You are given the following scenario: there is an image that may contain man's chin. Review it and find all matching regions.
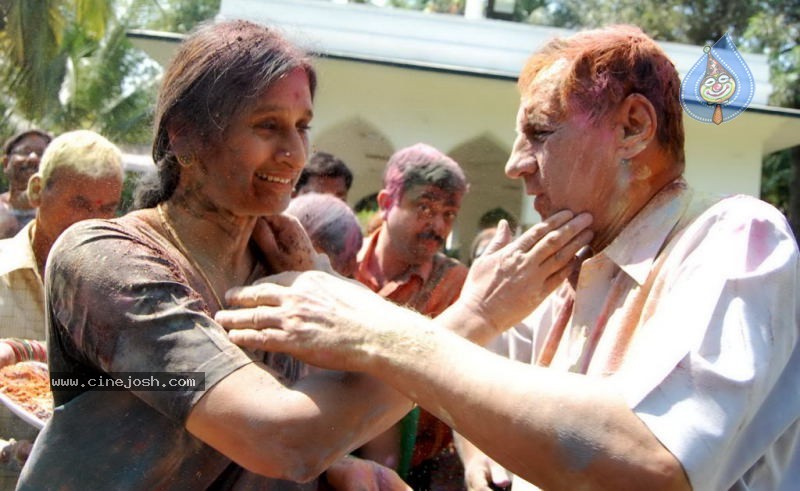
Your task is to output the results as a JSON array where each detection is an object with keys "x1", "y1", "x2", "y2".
[
  {"x1": 423, "y1": 246, "x2": 442, "y2": 257},
  {"x1": 533, "y1": 199, "x2": 550, "y2": 220},
  {"x1": 412, "y1": 245, "x2": 440, "y2": 261}
]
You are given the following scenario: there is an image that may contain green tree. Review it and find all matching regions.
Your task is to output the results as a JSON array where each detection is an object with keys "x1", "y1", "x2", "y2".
[
  {"x1": 533, "y1": 0, "x2": 757, "y2": 44},
  {"x1": 131, "y1": 0, "x2": 221, "y2": 33},
  {"x1": 746, "y1": 2, "x2": 800, "y2": 237},
  {"x1": 51, "y1": 18, "x2": 159, "y2": 143},
  {"x1": 0, "y1": 0, "x2": 150, "y2": 142},
  {"x1": 0, "y1": 0, "x2": 220, "y2": 144},
  {"x1": 1, "y1": 0, "x2": 108, "y2": 123}
]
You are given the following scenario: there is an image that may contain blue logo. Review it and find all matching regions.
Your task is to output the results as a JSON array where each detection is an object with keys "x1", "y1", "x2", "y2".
[{"x1": 680, "y1": 33, "x2": 754, "y2": 125}]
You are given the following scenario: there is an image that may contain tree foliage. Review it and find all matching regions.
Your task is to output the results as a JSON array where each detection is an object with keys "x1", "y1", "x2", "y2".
[
  {"x1": 0, "y1": 0, "x2": 219, "y2": 145},
  {"x1": 745, "y1": 2, "x2": 800, "y2": 236},
  {"x1": 130, "y1": 0, "x2": 221, "y2": 33}
]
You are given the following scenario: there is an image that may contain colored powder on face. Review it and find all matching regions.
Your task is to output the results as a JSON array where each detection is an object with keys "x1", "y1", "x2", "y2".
[{"x1": 384, "y1": 143, "x2": 467, "y2": 201}]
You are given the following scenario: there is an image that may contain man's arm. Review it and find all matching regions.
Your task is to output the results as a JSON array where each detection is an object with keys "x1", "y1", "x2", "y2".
[
  {"x1": 211, "y1": 211, "x2": 686, "y2": 488},
  {"x1": 215, "y1": 197, "x2": 800, "y2": 490},
  {"x1": 186, "y1": 362, "x2": 412, "y2": 483},
  {"x1": 347, "y1": 312, "x2": 689, "y2": 490},
  {"x1": 217, "y1": 274, "x2": 688, "y2": 489},
  {"x1": 0, "y1": 207, "x2": 18, "y2": 238}
]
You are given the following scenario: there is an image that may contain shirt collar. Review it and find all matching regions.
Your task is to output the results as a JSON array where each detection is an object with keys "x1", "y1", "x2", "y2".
[
  {"x1": 0, "y1": 221, "x2": 38, "y2": 276},
  {"x1": 600, "y1": 179, "x2": 693, "y2": 286}
]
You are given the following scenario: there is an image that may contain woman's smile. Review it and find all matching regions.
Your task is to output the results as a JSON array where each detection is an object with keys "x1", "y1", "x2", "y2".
[{"x1": 255, "y1": 172, "x2": 292, "y2": 184}]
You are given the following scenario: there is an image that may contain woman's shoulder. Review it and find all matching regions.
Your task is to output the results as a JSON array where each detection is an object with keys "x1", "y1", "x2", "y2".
[
  {"x1": 45, "y1": 210, "x2": 186, "y2": 303},
  {"x1": 52, "y1": 210, "x2": 166, "y2": 265},
  {"x1": 60, "y1": 210, "x2": 156, "y2": 241}
]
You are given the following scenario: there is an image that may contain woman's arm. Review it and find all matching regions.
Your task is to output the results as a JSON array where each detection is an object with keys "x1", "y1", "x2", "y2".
[{"x1": 186, "y1": 363, "x2": 412, "y2": 483}]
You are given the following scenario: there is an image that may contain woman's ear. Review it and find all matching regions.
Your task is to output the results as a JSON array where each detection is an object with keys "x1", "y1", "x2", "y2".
[
  {"x1": 27, "y1": 174, "x2": 43, "y2": 207},
  {"x1": 166, "y1": 117, "x2": 191, "y2": 158},
  {"x1": 616, "y1": 93, "x2": 657, "y2": 159}
]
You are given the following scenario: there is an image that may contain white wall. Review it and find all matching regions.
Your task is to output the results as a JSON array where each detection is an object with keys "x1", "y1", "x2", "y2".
[{"x1": 310, "y1": 58, "x2": 523, "y2": 254}]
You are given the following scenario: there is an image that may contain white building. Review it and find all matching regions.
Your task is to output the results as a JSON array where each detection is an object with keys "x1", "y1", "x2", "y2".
[{"x1": 129, "y1": 0, "x2": 800, "y2": 258}]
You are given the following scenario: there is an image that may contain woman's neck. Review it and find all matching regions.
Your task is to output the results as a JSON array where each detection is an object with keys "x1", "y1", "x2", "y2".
[{"x1": 157, "y1": 200, "x2": 258, "y2": 301}]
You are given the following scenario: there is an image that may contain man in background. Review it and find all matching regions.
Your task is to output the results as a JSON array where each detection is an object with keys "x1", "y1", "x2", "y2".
[
  {"x1": 293, "y1": 151, "x2": 353, "y2": 202},
  {"x1": 0, "y1": 130, "x2": 52, "y2": 239},
  {"x1": 355, "y1": 143, "x2": 469, "y2": 489},
  {"x1": 0, "y1": 129, "x2": 124, "y2": 489}
]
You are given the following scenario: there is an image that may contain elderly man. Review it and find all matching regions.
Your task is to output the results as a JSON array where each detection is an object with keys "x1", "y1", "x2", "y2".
[
  {"x1": 0, "y1": 129, "x2": 123, "y2": 487},
  {"x1": 355, "y1": 143, "x2": 469, "y2": 488},
  {"x1": 218, "y1": 25, "x2": 799, "y2": 491},
  {"x1": 0, "y1": 130, "x2": 52, "y2": 239}
]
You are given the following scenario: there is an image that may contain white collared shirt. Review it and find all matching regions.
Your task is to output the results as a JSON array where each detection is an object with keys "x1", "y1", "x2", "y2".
[
  {"x1": 0, "y1": 221, "x2": 45, "y2": 341},
  {"x1": 498, "y1": 180, "x2": 800, "y2": 490}
]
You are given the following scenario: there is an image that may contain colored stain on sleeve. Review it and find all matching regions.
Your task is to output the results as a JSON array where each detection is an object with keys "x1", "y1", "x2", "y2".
[{"x1": 745, "y1": 219, "x2": 777, "y2": 273}]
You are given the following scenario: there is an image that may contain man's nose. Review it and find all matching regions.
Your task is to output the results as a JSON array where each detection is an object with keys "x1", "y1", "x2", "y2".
[
  {"x1": 429, "y1": 213, "x2": 451, "y2": 236},
  {"x1": 505, "y1": 134, "x2": 533, "y2": 179},
  {"x1": 430, "y1": 214, "x2": 445, "y2": 232},
  {"x1": 506, "y1": 152, "x2": 534, "y2": 180}
]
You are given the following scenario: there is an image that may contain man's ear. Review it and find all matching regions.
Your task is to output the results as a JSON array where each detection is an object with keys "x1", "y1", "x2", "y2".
[
  {"x1": 27, "y1": 174, "x2": 43, "y2": 207},
  {"x1": 377, "y1": 189, "x2": 393, "y2": 220},
  {"x1": 1, "y1": 155, "x2": 8, "y2": 172},
  {"x1": 616, "y1": 93, "x2": 657, "y2": 159}
]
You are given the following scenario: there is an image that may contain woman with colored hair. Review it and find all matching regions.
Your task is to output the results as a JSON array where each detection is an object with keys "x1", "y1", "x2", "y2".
[{"x1": 18, "y1": 20, "x2": 411, "y2": 490}]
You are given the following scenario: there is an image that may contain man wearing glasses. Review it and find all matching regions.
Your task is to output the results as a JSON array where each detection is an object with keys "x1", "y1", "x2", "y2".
[{"x1": 0, "y1": 130, "x2": 52, "y2": 239}]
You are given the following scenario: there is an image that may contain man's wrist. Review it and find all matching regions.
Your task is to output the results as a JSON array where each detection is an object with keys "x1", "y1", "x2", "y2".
[
  {"x1": 365, "y1": 308, "x2": 431, "y2": 375},
  {"x1": 437, "y1": 299, "x2": 499, "y2": 345}
]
